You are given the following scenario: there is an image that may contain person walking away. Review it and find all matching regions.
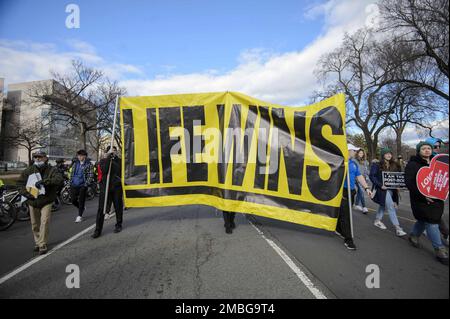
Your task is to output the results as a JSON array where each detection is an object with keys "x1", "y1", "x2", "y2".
[
  {"x1": 369, "y1": 148, "x2": 407, "y2": 237},
  {"x1": 92, "y1": 146, "x2": 123, "y2": 238},
  {"x1": 425, "y1": 137, "x2": 449, "y2": 246},
  {"x1": 16, "y1": 151, "x2": 63, "y2": 254},
  {"x1": 354, "y1": 149, "x2": 370, "y2": 214},
  {"x1": 405, "y1": 141, "x2": 448, "y2": 265},
  {"x1": 223, "y1": 211, "x2": 236, "y2": 234},
  {"x1": 336, "y1": 144, "x2": 372, "y2": 250},
  {"x1": 69, "y1": 150, "x2": 94, "y2": 223}
]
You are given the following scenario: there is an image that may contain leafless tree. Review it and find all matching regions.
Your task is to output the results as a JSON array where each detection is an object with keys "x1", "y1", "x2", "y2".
[{"x1": 29, "y1": 60, "x2": 126, "y2": 151}]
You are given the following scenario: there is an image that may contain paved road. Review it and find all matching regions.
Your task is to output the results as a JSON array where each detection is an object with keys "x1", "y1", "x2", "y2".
[{"x1": 0, "y1": 192, "x2": 448, "y2": 299}]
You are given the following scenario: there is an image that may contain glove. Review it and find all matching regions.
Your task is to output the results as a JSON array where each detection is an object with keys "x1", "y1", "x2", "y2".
[
  {"x1": 35, "y1": 180, "x2": 45, "y2": 189},
  {"x1": 23, "y1": 192, "x2": 34, "y2": 200}
]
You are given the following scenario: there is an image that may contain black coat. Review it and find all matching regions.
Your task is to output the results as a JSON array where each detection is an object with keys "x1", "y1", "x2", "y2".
[
  {"x1": 98, "y1": 155, "x2": 122, "y2": 191},
  {"x1": 404, "y1": 155, "x2": 444, "y2": 224},
  {"x1": 369, "y1": 162, "x2": 399, "y2": 206}
]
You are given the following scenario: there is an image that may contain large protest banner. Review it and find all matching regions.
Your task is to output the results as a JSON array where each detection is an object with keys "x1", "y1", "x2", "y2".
[{"x1": 120, "y1": 92, "x2": 348, "y2": 231}]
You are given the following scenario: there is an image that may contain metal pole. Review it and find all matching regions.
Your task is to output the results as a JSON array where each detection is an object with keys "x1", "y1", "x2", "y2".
[
  {"x1": 346, "y1": 160, "x2": 354, "y2": 239},
  {"x1": 102, "y1": 95, "x2": 119, "y2": 216}
]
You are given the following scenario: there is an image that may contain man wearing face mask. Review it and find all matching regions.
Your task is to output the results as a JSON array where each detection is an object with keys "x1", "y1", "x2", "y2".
[{"x1": 17, "y1": 151, "x2": 64, "y2": 255}]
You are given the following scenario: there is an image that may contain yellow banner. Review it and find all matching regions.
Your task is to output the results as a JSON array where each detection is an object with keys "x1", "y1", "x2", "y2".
[{"x1": 120, "y1": 92, "x2": 347, "y2": 231}]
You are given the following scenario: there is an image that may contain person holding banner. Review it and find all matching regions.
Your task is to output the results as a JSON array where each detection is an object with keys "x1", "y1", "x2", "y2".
[
  {"x1": 369, "y1": 148, "x2": 407, "y2": 237},
  {"x1": 405, "y1": 141, "x2": 448, "y2": 265},
  {"x1": 92, "y1": 146, "x2": 123, "y2": 238},
  {"x1": 336, "y1": 144, "x2": 372, "y2": 250}
]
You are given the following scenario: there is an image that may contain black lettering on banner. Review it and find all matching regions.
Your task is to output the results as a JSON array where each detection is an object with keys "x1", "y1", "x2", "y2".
[
  {"x1": 158, "y1": 107, "x2": 182, "y2": 183},
  {"x1": 268, "y1": 109, "x2": 306, "y2": 194},
  {"x1": 253, "y1": 106, "x2": 271, "y2": 190},
  {"x1": 183, "y1": 105, "x2": 208, "y2": 182},
  {"x1": 147, "y1": 108, "x2": 160, "y2": 184},
  {"x1": 306, "y1": 106, "x2": 345, "y2": 201},
  {"x1": 216, "y1": 104, "x2": 227, "y2": 184},
  {"x1": 123, "y1": 109, "x2": 147, "y2": 185}
]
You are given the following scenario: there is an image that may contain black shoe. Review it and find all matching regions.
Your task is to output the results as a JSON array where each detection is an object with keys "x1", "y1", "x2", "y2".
[
  {"x1": 225, "y1": 227, "x2": 233, "y2": 234},
  {"x1": 39, "y1": 245, "x2": 48, "y2": 255},
  {"x1": 33, "y1": 246, "x2": 39, "y2": 252},
  {"x1": 344, "y1": 239, "x2": 356, "y2": 250},
  {"x1": 91, "y1": 231, "x2": 101, "y2": 239},
  {"x1": 114, "y1": 225, "x2": 122, "y2": 233}
]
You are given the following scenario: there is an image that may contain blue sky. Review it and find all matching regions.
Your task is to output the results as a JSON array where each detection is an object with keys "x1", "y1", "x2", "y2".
[{"x1": 0, "y1": 0, "x2": 325, "y2": 79}]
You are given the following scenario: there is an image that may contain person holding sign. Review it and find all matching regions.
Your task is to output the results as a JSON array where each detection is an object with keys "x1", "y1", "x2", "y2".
[
  {"x1": 16, "y1": 151, "x2": 64, "y2": 255},
  {"x1": 405, "y1": 141, "x2": 448, "y2": 265},
  {"x1": 369, "y1": 148, "x2": 407, "y2": 237}
]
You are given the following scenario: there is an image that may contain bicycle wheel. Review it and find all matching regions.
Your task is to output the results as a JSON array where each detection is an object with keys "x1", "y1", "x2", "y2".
[
  {"x1": 61, "y1": 188, "x2": 72, "y2": 205},
  {"x1": 0, "y1": 200, "x2": 17, "y2": 231},
  {"x1": 86, "y1": 187, "x2": 95, "y2": 201},
  {"x1": 15, "y1": 201, "x2": 30, "y2": 221},
  {"x1": 52, "y1": 196, "x2": 61, "y2": 212}
]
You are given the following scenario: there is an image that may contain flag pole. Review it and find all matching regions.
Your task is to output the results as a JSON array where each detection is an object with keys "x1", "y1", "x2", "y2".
[
  {"x1": 102, "y1": 94, "x2": 120, "y2": 216},
  {"x1": 346, "y1": 161, "x2": 354, "y2": 239}
]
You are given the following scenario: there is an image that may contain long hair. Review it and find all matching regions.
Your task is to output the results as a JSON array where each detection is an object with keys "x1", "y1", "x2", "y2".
[
  {"x1": 380, "y1": 153, "x2": 400, "y2": 172},
  {"x1": 356, "y1": 149, "x2": 366, "y2": 163}
]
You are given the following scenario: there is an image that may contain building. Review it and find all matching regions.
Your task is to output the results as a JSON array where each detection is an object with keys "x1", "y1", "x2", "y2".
[{"x1": 0, "y1": 78, "x2": 97, "y2": 163}]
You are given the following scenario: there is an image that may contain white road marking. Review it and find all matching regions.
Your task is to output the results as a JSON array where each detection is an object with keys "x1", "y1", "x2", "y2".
[
  {"x1": 248, "y1": 220, "x2": 327, "y2": 299},
  {"x1": 0, "y1": 223, "x2": 96, "y2": 285}
]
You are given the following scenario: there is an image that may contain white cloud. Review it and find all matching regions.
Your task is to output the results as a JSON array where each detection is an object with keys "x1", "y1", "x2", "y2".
[{"x1": 1, "y1": 0, "x2": 377, "y2": 105}]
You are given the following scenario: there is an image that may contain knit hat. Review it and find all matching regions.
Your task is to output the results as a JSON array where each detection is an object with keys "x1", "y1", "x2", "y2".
[
  {"x1": 380, "y1": 148, "x2": 392, "y2": 158},
  {"x1": 416, "y1": 141, "x2": 434, "y2": 154}
]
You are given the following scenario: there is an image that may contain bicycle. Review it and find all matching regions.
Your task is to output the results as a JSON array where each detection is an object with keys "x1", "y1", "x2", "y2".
[{"x1": 0, "y1": 187, "x2": 17, "y2": 231}]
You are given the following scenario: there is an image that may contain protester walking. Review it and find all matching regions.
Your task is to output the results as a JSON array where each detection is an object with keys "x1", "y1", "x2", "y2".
[
  {"x1": 92, "y1": 146, "x2": 123, "y2": 238},
  {"x1": 405, "y1": 141, "x2": 448, "y2": 265},
  {"x1": 425, "y1": 137, "x2": 449, "y2": 246},
  {"x1": 354, "y1": 149, "x2": 370, "y2": 214},
  {"x1": 336, "y1": 144, "x2": 372, "y2": 250},
  {"x1": 223, "y1": 211, "x2": 236, "y2": 234},
  {"x1": 16, "y1": 151, "x2": 63, "y2": 254},
  {"x1": 369, "y1": 148, "x2": 407, "y2": 237},
  {"x1": 69, "y1": 150, "x2": 94, "y2": 223}
]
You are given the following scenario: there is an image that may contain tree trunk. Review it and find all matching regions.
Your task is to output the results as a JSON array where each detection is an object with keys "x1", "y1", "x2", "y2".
[
  {"x1": 28, "y1": 148, "x2": 32, "y2": 166},
  {"x1": 395, "y1": 127, "x2": 404, "y2": 158}
]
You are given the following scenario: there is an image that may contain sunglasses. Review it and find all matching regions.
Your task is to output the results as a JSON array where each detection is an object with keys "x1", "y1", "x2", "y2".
[{"x1": 434, "y1": 145, "x2": 441, "y2": 149}]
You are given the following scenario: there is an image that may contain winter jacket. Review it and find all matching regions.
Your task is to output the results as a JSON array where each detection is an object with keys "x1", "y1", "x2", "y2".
[
  {"x1": 369, "y1": 162, "x2": 400, "y2": 206},
  {"x1": 17, "y1": 163, "x2": 64, "y2": 208},
  {"x1": 404, "y1": 155, "x2": 444, "y2": 224},
  {"x1": 69, "y1": 159, "x2": 95, "y2": 187},
  {"x1": 98, "y1": 155, "x2": 122, "y2": 191}
]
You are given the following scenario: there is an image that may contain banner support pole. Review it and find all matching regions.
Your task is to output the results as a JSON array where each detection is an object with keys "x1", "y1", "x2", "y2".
[
  {"x1": 102, "y1": 95, "x2": 120, "y2": 216},
  {"x1": 346, "y1": 160, "x2": 354, "y2": 239}
]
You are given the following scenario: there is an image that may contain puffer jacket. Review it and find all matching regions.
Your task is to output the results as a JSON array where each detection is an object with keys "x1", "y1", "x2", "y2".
[{"x1": 69, "y1": 158, "x2": 95, "y2": 187}]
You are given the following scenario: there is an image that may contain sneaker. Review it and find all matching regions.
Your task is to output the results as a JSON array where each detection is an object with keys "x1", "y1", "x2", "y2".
[
  {"x1": 374, "y1": 220, "x2": 387, "y2": 230},
  {"x1": 105, "y1": 213, "x2": 111, "y2": 220},
  {"x1": 114, "y1": 225, "x2": 122, "y2": 233},
  {"x1": 75, "y1": 216, "x2": 83, "y2": 223},
  {"x1": 409, "y1": 235, "x2": 421, "y2": 248},
  {"x1": 435, "y1": 247, "x2": 449, "y2": 265},
  {"x1": 354, "y1": 205, "x2": 363, "y2": 211},
  {"x1": 362, "y1": 207, "x2": 369, "y2": 214},
  {"x1": 335, "y1": 230, "x2": 344, "y2": 239},
  {"x1": 39, "y1": 245, "x2": 48, "y2": 255},
  {"x1": 344, "y1": 239, "x2": 357, "y2": 250},
  {"x1": 396, "y1": 227, "x2": 407, "y2": 237}
]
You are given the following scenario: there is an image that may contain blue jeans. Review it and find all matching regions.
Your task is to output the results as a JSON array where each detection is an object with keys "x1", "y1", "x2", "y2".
[
  {"x1": 410, "y1": 221, "x2": 444, "y2": 249},
  {"x1": 375, "y1": 190, "x2": 400, "y2": 226},
  {"x1": 355, "y1": 182, "x2": 366, "y2": 207}
]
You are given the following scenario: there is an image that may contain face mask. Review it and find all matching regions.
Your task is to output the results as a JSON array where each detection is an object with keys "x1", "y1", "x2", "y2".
[{"x1": 34, "y1": 161, "x2": 45, "y2": 167}]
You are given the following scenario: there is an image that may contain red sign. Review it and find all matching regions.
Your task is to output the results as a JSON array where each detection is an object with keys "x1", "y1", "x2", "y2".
[{"x1": 416, "y1": 154, "x2": 449, "y2": 200}]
